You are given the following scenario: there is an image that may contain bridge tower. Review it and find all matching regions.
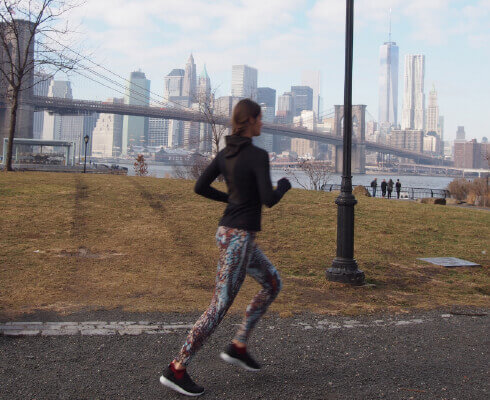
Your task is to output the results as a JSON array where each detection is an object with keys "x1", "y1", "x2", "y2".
[
  {"x1": 333, "y1": 105, "x2": 366, "y2": 174},
  {"x1": 0, "y1": 20, "x2": 35, "y2": 155}
]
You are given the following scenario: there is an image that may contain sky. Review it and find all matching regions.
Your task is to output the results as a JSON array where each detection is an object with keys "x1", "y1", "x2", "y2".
[{"x1": 59, "y1": 0, "x2": 490, "y2": 142}]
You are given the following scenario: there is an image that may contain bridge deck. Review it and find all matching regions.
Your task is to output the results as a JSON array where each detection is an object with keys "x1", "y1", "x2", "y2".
[{"x1": 4, "y1": 96, "x2": 443, "y2": 163}]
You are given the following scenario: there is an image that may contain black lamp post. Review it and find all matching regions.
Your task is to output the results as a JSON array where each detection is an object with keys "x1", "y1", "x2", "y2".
[
  {"x1": 326, "y1": 0, "x2": 365, "y2": 285},
  {"x1": 83, "y1": 134, "x2": 89, "y2": 173}
]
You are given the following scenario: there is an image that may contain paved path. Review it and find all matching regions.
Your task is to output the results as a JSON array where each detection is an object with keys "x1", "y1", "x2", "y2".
[{"x1": 0, "y1": 309, "x2": 488, "y2": 399}]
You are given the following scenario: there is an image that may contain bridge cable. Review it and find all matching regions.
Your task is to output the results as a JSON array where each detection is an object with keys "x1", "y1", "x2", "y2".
[{"x1": 38, "y1": 34, "x2": 206, "y2": 112}]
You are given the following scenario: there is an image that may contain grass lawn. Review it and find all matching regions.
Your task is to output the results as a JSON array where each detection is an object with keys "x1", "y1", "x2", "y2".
[{"x1": 0, "y1": 172, "x2": 488, "y2": 318}]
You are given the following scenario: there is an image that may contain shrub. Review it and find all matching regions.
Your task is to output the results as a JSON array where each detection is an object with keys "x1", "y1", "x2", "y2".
[
  {"x1": 134, "y1": 154, "x2": 148, "y2": 176},
  {"x1": 447, "y1": 177, "x2": 490, "y2": 206},
  {"x1": 447, "y1": 178, "x2": 470, "y2": 200},
  {"x1": 353, "y1": 185, "x2": 371, "y2": 197}
]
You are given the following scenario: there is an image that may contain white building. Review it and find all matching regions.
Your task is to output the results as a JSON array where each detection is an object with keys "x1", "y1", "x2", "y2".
[
  {"x1": 426, "y1": 85, "x2": 439, "y2": 136},
  {"x1": 231, "y1": 65, "x2": 257, "y2": 100},
  {"x1": 164, "y1": 69, "x2": 185, "y2": 101},
  {"x1": 148, "y1": 118, "x2": 169, "y2": 148},
  {"x1": 401, "y1": 54, "x2": 425, "y2": 130},
  {"x1": 438, "y1": 116, "x2": 444, "y2": 142},
  {"x1": 183, "y1": 103, "x2": 201, "y2": 151},
  {"x1": 423, "y1": 134, "x2": 439, "y2": 154},
  {"x1": 92, "y1": 114, "x2": 123, "y2": 158},
  {"x1": 33, "y1": 72, "x2": 53, "y2": 139},
  {"x1": 378, "y1": 40, "x2": 399, "y2": 126},
  {"x1": 42, "y1": 80, "x2": 72, "y2": 141},
  {"x1": 183, "y1": 54, "x2": 196, "y2": 99},
  {"x1": 301, "y1": 70, "x2": 322, "y2": 119},
  {"x1": 291, "y1": 110, "x2": 318, "y2": 158}
]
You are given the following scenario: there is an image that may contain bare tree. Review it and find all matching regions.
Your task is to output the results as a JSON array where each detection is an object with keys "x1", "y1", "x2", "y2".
[
  {"x1": 286, "y1": 158, "x2": 333, "y2": 191},
  {"x1": 194, "y1": 87, "x2": 228, "y2": 155},
  {"x1": 172, "y1": 152, "x2": 209, "y2": 180},
  {"x1": 0, "y1": 0, "x2": 84, "y2": 171},
  {"x1": 170, "y1": 85, "x2": 228, "y2": 181}
]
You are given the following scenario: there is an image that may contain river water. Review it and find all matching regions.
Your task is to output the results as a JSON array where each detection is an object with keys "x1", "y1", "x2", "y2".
[{"x1": 120, "y1": 162, "x2": 454, "y2": 190}]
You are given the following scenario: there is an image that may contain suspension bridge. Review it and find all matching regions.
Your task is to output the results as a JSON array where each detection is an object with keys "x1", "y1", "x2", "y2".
[{"x1": 8, "y1": 95, "x2": 443, "y2": 174}]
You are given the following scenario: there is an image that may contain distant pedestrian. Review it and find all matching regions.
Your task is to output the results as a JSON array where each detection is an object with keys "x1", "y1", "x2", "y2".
[
  {"x1": 381, "y1": 179, "x2": 387, "y2": 198},
  {"x1": 395, "y1": 179, "x2": 401, "y2": 199},
  {"x1": 387, "y1": 179, "x2": 394, "y2": 199},
  {"x1": 159, "y1": 99, "x2": 291, "y2": 397},
  {"x1": 370, "y1": 178, "x2": 378, "y2": 197}
]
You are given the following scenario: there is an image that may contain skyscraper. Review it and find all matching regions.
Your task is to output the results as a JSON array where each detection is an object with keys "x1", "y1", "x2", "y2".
[
  {"x1": 401, "y1": 54, "x2": 425, "y2": 130},
  {"x1": 231, "y1": 65, "x2": 257, "y2": 100},
  {"x1": 183, "y1": 103, "x2": 201, "y2": 151},
  {"x1": 291, "y1": 86, "x2": 313, "y2": 117},
  {"x1": 438, "y1": 116, "x2": 444, "y2": 142},
  {"x1": 122, "y1": 70, "x2": 150, "y2": 154},
  {"x1": 455, "y1": 126, "x2": 465, "y2": 141},
  {"x1": 164, "y1": 69, "x2": 185, "y2": 101},
  {"x1": 301, "y1": 71, "x2": 321, "y2": 119},
  {"x1": 166, "y1": 97, "x2": 190, "y2": 148},
  {"x1": 83, "y1": 112, "x2": 100, "y2": 156},
  {"x1": 257, "y1": 87, "x2": 276, "y2": 110},
  {"x1": 33, "y1": 72, "x2": 53, "y2": 139},
  {"x1": 91, "y1": 98, "x2": 124, "y2": 158},
  {"x1": 197, "y1": 65, "x2": 212, "y2": 153},
  {"x1": 148, "y1": 118, "x2": 169, "y2": 148},
  {"x1": 277, "y1": 92, "x2": 294, "y2": 119},
  {"x1": 426, "y1": 85, "x2": 439, "y2": 135},
  {"x1": 183, "y1": 54, "x2": 197, "y2": 99},
  {"x1": 197, "y1": 64, "x2": 211, "y2": 100},
  {"x1": 378, "y1": 38, "x2": 399, "y2": 126},
  {"x1": 41, "y1": 80, "x2": 98, "y2": 158},
  {"x1": 291, "y1": 110, "x2": 318, "y2": 158},
  {"x1": 255, "y1": 87, "x2": 276, "y2": 152},
  {"x1": 42, "y1": 80, "x2": 73, "y2": 141}
]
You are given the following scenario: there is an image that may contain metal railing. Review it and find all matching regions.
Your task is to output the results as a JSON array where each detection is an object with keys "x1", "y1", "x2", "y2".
[{"x1": 322, "y1": 184, "x2": 450, "y2": 199}]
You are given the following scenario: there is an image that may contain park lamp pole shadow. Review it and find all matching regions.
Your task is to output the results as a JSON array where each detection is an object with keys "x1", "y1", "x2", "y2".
[
  {"x1": 83, "y1": 134, "x2": 89, "y2": 173},
  {"x1": 326, "y1": 0, "x2": 365, "y2": 285}
]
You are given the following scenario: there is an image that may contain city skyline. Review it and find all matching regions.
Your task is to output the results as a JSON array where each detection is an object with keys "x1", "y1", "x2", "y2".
[{"x1": 62, "y1": 0, "x2": 489, "y2": 142}]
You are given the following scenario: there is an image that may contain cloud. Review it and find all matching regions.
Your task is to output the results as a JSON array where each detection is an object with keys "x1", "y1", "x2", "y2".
[{"x1": 64, "y1": 0, "x2": 489, "y2": 106}]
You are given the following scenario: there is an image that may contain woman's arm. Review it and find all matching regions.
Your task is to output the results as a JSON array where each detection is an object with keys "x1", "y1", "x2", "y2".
[
  {"x1": 254, "y1": 151, "x2": 290, "y2": 208},
  {"x1": 194, "y1": 155, "x2": 229, "y2": 203}
]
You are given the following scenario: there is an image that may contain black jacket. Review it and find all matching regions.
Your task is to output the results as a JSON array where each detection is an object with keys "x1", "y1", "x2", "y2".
[{"x1": 194, "y1": 135, "x2": 287, "y2": 232}]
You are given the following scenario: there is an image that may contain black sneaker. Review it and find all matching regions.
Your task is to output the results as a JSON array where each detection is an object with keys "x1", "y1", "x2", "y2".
[
  {"x1": 159, "y1": 364, "x2": 205, "y2": 397},
  {"x1": 220, "y1": 343, "x2": 261, "y2": 371}
]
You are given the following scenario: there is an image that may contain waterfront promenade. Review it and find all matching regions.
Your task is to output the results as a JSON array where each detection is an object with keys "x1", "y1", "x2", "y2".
[{"x1": 1, "y1": 309, "x2": 488, "y2": 399}]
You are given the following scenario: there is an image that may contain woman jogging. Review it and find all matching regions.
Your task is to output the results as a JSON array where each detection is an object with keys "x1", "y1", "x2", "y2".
[{"x1": 160, "y1": 99, "x2": 292, "y2": 397}]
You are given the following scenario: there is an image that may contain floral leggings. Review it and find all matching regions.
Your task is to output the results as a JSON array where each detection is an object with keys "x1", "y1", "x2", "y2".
[{"x1": 175, "y1": 226, "x2": 282, "y2": 366}]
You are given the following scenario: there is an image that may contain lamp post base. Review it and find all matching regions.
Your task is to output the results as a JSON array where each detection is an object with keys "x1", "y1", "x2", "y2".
[{"x1": 327, "y1": 257, "x2": 365, "y2": 285}]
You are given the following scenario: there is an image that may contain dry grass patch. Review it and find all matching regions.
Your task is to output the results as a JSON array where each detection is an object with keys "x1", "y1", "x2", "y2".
[{"x1": 0, "y1": 172, "x2": 488, "y2": 318}]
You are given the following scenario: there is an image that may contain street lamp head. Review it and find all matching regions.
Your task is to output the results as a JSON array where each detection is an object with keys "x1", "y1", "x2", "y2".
[{"x1": 84, "y1": 134, "x2": 89, "y2": 144}]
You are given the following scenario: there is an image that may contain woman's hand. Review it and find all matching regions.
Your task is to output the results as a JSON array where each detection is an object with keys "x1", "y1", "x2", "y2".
[{"x1": 277, "y1": 177, "x2": 292, "y2": 194}]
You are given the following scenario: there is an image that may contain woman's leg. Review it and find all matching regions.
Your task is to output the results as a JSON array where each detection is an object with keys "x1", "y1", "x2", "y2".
[
  {"x1": 174, "y1": 227, "x2": 255, "y2": 367},
  {"x1": 233, "y1": 244, "x2": 282, "y2": 344}
]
